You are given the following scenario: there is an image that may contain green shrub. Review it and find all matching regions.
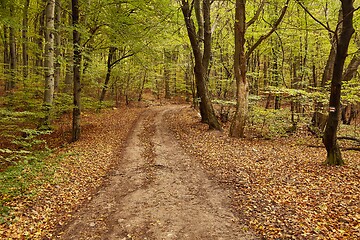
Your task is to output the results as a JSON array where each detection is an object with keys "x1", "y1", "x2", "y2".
[{"x1": 248, "y1": 106, "x2": 293, "y2": 138}]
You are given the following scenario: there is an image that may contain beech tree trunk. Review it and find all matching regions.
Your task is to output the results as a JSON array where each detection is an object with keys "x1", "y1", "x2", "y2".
[
  {"x1": 44, "y1": 0, "x2": 55, "y2": 106},
  {"x1": 99, "y1": 47, "x2": 133, "y2": 104},
  {"x1": 42, "y1": 0, "x2": 55, "y2": 128},
  {"x1": 230, "y1": 0, "x2": 289, "y2": 137},
  {"x1": 342, "y1": 48, "x2": 360, "y2": 82},
  {"x1": 100, "y1": 47, "x2": 116, "y2": 103},
  {"x1": 36, "y1": 7, "x2": 45, "y2": 74},
  {"x1": 8, "y1": 3, "x2": 17, "y2": 91},
  {"x1": 3, "y1": 27, "x2": 10, "y2": 92},
  {"x1": 9, "y1": 26, "x2": 16, "y2": 91},
  {"x1": 323, "y1": 0, "x2": 355, "y2": 165},
  {"x1": 54, "y1": 0, "x2": 61, "y2": 93},
  {"x1": 22, "y1": 0, "x2": 30, "y2": 83},
  {"x1": 138, "y1": 70, "x2": 147, "y2": 102},
  {"x1": 230, "y1": 0, "x2": 247, "y2": 137},
  {"x1": 72, "y1": 0, "x2": 81, "y2": 141},
  {"x1": 164, "y1": 49, "x2": 171, "y2": 99},
  {"x1": 180, "y1": 0, "x2": 221, "y2": 131}
]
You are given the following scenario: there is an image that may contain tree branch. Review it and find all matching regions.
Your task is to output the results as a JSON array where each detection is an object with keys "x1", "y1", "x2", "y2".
[
  {"x1": 296, "y1": 0, "x2": 336, "y2": 35},
  {"x1": 82, "y1": 23, "x2": 107, "y2": 47},
  {"x1": 338, "y1": 136, "x2": 360, "y2": 144},
  {"x1": 246, "y1": 0, "x2": 290, "y2": 59},
  {"x1": 109, "y1": 52, "x2": 135, "y2": 69},
  {"x1": 246, "y1": 0, "x2": 265, "y2": 29}
]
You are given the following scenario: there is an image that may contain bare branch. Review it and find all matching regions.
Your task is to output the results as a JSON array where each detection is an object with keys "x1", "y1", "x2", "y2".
[
  {"x1": 246, "y1": 0, "x2": 265, "y2": 29},
  {"x1": 109, "y1": 52, "x2": 135, "y2": 69},
  {"x1": 246, "y1": 0, "x2": 290, "y2": 59},
  {"x1": 296, "y1": 0, "x2": 336, "y2": 35}
]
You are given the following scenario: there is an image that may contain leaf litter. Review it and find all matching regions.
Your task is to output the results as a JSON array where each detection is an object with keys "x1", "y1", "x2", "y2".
[
  {"x1": 165, "y1": 106, "x2": 360, "y2": 240},
  {"x1": 1, "y1": 104, "x2": 359, "y2": 239},
  {"x1": 0, "y1": 106, "x2": 145, "y2": 239}
]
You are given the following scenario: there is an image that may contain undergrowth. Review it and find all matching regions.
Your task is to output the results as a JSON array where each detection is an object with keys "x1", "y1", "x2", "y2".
[{"x1": 0, "y1": 150, "x2": 57, "y2": 224}]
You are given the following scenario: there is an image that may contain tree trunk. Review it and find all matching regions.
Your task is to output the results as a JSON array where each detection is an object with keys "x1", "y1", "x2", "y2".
[
  {"x1": 230, "y1": 0, "x2": 247, "y2": 137},
  {"x1": 64, "y1": 12, "x2": 73, "y2": 93},
  {"x1": 180, "y1": 0, "x2": 221, "y2": 131},
  {"x1": 273, "y1": 47, "x2": 281, "y2": 110},
  {"x1": 164, "y1": 49, "x2": 171, "y2": 99},
  {"x1": 263, "y1": 56, "x2": 268, "y2": 90},
  {"x1": 323, "y1": 0, "x2": 354, "y2": 165},
  {"x1": 64, "y1": 48, "x2": 73, "y2": 93},
  {"x1": 230, "y1": 0, "x2": 289, "y2": 137},
  {"x1": 22, "y1": 0, "x2": 30, "y2": 84},
  {"x1": 54, "y1": 0, "x2": 61, "y2": 94},
  {"x1": 172, "y1": 51, "x2": 178, "y2": 94},
  {"x1": 321, "y1": 28, "x2": 339, "y2": 86},
  {"x1": 36, "y1": 7, "x2": 46, "y2": 74},
  {"x1": 312, "y1": 10, "x2": 342, "y2": 131},
  {"x1": 43, "y1": 0, "x2": 56, "y2": 128},
  {"x1": 72, "y1": 0, "x2": 81, "y2": 142},
  {"x1": 9, "y1": 26, "x2": 16, "y2": 90},
  {"x1": 184, "y1": 59, "x2": 192, "y2": 102},
  {"x1": 44, "y1": 0, "x2": 55, "y2": 103},
  {"x1": 3, "y1": 26, "x2": 10, "y2": 92},
  {"x1": 342, "y1": 48, "x2": 360, "y2": 82},
  {"x1": 100, "y1": 47, "x2": 116, "y2": 103},
  {"x1": 138, "y1": 70, "x2": 147, "y2": 102}
]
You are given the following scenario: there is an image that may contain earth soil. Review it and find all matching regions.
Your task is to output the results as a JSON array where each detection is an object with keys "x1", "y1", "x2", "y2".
[{"x1": 58, "y1": 105, "x2": 257, "y2": 239}]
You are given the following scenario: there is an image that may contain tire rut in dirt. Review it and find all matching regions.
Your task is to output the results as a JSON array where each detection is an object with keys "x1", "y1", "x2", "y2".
[{"x1": 58, "y1": 106, "x2": 257, "y2": 240}]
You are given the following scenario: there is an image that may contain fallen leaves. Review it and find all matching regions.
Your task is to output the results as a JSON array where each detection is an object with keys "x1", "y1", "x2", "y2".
[
  {"x1": 1, "y1": 104, "x2": 359, "y2": 239},
  {"x1": 166, "y1": 107, "x2": 360, "y2": 239},
  {"x1": 0, "y1": 106, "x2": 144, "y2": 239}
]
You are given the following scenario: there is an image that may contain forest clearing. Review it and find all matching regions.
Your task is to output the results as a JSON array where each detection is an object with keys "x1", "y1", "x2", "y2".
[{"x1": 1, "y1": 0, "x2": 360, "y2": 239}]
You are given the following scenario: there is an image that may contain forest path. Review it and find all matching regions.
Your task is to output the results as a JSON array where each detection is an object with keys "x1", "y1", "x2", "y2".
[{"x1": 58, "y1": 105, "x2": 256, "y2": 240}]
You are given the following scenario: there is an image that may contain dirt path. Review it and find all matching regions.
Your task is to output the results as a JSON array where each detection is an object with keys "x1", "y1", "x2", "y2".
[{"x1": 58, "y1": 105, "x2": 256, "y2": 240}]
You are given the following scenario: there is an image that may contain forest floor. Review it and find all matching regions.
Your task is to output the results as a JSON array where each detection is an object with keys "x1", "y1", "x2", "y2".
[
  {"x1": 58, "y1": 105, "x2": 257, "y2": 240},
  {"x1": 1, "y1": 103, "x2": 359, "y2": 239}
]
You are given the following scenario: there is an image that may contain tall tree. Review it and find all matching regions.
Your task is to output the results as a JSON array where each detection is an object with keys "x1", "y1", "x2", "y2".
[
  {"x1": 99, "y1": 47, "x2": 134, "y2": 104},
  {"x1": 180, "y1": 0, "x2": 222, "y2": 131},
  {"x1": 22, "y1": 0, "x2": 30, "y2": 83},
  {"x1": 323, "y1": 0, "x2": 355, "y2": 165},
  {"x1": 8, "y1": 4, "x2": 16, "y2": 91},
  {"x1": 230, "y1": 0, "x2": 289, "y2": 137},
  {"x1": 54, "y1": 0, "x2": 61, "y2": 93},
  {"x1": 72, "y1": 0, "x2": 81, "y2": 141},
  {"x1": 164, "y1": 49, "x2": 171, "y2": 99},
  {"x1": 3, "y1": 26, "x2": 10, "y2": 92},
  {"x1": 43, "y1": 0, "x2": 55, "y2": 127},
  {"x1": 230, "y1": 0, "x2": 247, "y2": 137}
]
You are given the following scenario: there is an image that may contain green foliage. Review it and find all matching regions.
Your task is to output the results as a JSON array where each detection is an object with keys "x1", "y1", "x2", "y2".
[
  {"x1": 11, "y1": 129, "x2": 52, "y2": 150},
  {"x1": 342, "y1": 79, "x2": 360, "y2": 105},
  {"x1": 0, "y1": 204, "x2": 10, "y2": 224},
  {"x1": 0, "y1": 129, "x2": 51, "y2": 168},
  {"x1": 212, "y1": 99, "x2": 236, "y2": 106},
  {"x1": 0, "y1": 150, "x2": 56, "y2": 224},
  {"x1": 264, "y1": 86, "x2": 330, "y2": 107},
  {"x1": 53, "y1": 93, "x2": 73, "y2": 116},
  {"x1": 248, "y1": 106, "x2": 294, "y2": 138},
  {"x1": 0, "y1": 102, "x2": 52, "y2": 166}
]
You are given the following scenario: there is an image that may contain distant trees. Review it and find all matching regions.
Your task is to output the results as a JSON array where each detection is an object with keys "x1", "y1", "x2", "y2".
[{"x1": 0, "y1": 0, "x2": 359, "y2": 163}]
